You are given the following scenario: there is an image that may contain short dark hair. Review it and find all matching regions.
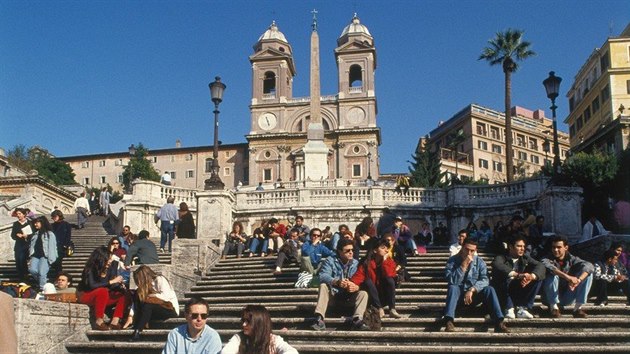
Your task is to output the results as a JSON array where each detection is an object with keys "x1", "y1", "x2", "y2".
[
  {"x1": 268, "y1": 218, "x2": 278, "y2": 225},
  {"x1": 51, "y1": 210, "x2": 64, "y2": 219},
  {"x1": 185, "y1": 297, "x2": 209, "y2": 314},
  {"x1": 56, "y1": 271, "x2": 73, "y2": 285},
  {"x1": 338, "y1": 224, "x2": 349, "y2": 232},
  {"x1": 336, "y1": 238, "x2": 354, "y2": 254},
  {"x1": 603, "y1": 249, "x2": 617, "y2": 261},
  {"x1": 462, "y1": 238, "x2": 478, "y2": 247},
  {"x1": 138, "y1": 230, "x2": 150, "y2": 240},
  {"x1": 550, "y1": 235, "x2": 568, "y2": 247},
  {"x1": 295, "y1": 216, "x2": 304, "y2": 221},
  {"x1": 610, "y1": 242, "x2": 624, "y2": 250},
  {"x1": 509, "y1": 233, "x2": 527, "y2": 247},
  {"x1": 458, "y1": 229, "x2": 468, "y2": 237},
  {"x1": 288, "y1": 228, "x2": 299, "y2": 236},
  {"x1": 310, "y1": 227, "x2": 322, "y2": 236}
]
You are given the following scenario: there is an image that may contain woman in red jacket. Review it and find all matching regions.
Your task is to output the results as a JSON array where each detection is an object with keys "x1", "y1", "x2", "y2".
[{"x1": 350, "y1": 238, "x2": 401, "y2": 318}]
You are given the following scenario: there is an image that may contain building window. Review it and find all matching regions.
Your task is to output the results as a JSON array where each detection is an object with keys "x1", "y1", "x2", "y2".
[
  {"x1": 205, "y1": 158, "x2": 213, "y2": 173},
  {"x1": 83, "y1": 177, "x2": 90, "y2": 185},
  {"x1": 100, "y1": 176, "x2": 106, "y2": 184},
  {"x1": 490, "y1": 126, "x2": 501, "y2": 141},
  {"x1": 627, "y1": 80, "x2": 630, "y2": 94},
  {"x1": 600, "y1": 51, "x2": 610, "y2": 72},
  {"x1": 544, "y1": 159, "x2": 552, "y2": 167},
  {"x1": 569, "y1": 96, "x2": 575, "y2": 112},
  {"x1": 569, "y1": 124, "x2": 576, "y2": 137},
  {"x1": 477, "y1": 140, "x2": 488, "y2": 150},
  {"x1": 518, "y1": 151, "x2": 527, "y2": 160},
  {"x1": 263, "y1": 71, "x2": 276, "y2": 96},
  {"x1": 478, "y1": 159, "x2": 489, "y2": 169},
  {"x1": 493, "y1": 161, "x2": 503, "y2": 172},
  {"x1": 583, "y1": 106, "x2": 591, "y2": 122},
  {"x1": 186, "y1": 170, "x2": 194, "y2": 178},
  {"x1": 263, "y1": 168, "x2": 272, "y2": 182},
  {"x1": 601, "y1": 85, "x2": 610, "y2": 102},
  {"x1": 98, "y1": 160, "x2": 106, "y2": 167},
  {"x1": 576, "y1": 116, "x2": 583, "y2": 131},
  {"x1": 476, "y1": 123, "x2": 487, "y2": 136},
  {"x1": 243, "y1": 167, "x2": 249, "y2": 184},
  {"x1": 492, "y1": 144, "x2": 502, "y2": 154},
  {"x1": 592, "y1": 96, "x2": 600, "y2": 113},
  {"x1": 115, "y1": 159, "x2": 123, "y2": 166},
  {"x1": 117, "y1": 174, "x2": 123, "y2": 183},
  {"x1": 530, "y1": 155, "x2": 540, "y2": 164},
  {"x1": 352, "y1": 164, "x2": 362, "y2": 178},
  {"x1": 170, "y1": 155, "x2": 175, "y2": 162},
  {"x1": 528, "y1": 138, "x2": 538, "y2": 151},
  {"x1": 225, "y1": 151, "x2": 230, "y2": 158},
  {"x1": 151, "y1": 156, "x2": 158, "y2": 163},
  {"x1": 516, "y1": 134, "x2": 526, "y2": 147},
  {"x1": 169, "y1": 171, "x2": 176, "y2": 179},
  {"x1": 349, "y1": 64, "x2": 363, "y2": 88},
  {"x1": 185, "y1": 154, "x2": 193, "y2": 161},
  {"x1": 81, "y1": 161, "x2": 90, "y2": 168},
  {"x1": 224, "y1": 167, "x2": 231, "y2": 176}
]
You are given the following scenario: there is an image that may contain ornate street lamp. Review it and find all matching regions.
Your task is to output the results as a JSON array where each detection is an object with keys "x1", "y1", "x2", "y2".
[
  {"x1": 367, "y1": 151, "x2": 372, "y2": 180},
  {"x1": 205, "y1": 76, "x2": 226, "y2": 190},
  {"x1": 127, "y1": 144, "x2": 136, "y2": 193},
  {"x1": 542, "y1": 71, "x2": 562, "y2": 176}
]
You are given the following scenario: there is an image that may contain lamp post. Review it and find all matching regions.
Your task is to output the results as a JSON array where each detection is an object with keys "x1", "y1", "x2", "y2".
[
  {"x1": 542, "y1": 138, "x2": 550, "y2": 168},
  {"x1": 127, "y1": 144, "x2": 136, "y2": 194},
  {"x1": 205, "y1": 76, "x2": 226, "y2": 190},
  {"x1": 543, "y1": 71, "x2": 562, "y2": 176},
  {"x1": 367, "y1": 151, "x2": 372, "y2": 180}
]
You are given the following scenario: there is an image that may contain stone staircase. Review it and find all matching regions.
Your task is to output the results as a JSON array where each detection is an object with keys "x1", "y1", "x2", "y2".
[
  {"x1": 4, "y1": 217, "x2": 630, "y2": 353},
  {"x1": 66, "y1": 250, "x2": 630, "y2": 353}
]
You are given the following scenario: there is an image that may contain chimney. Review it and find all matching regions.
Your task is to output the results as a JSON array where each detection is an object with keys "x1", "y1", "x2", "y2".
[
  {"x1": 175, "y1": 139, "x2": 181, "y2": 148},
  {"x1": 533, "y1": 109, "x2": 545, "y2": 120}
]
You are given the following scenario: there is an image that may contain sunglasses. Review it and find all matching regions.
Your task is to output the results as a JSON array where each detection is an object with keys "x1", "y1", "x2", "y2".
[
  {"x1": 189, "y1": 313, "x2": 208, "y2": 320},
  {"x1": 342, "y1": 248, "x2": 354, "y2": 253},
  {"x1": 312, "y1": 234, "x2": 321, "y2": 237}
]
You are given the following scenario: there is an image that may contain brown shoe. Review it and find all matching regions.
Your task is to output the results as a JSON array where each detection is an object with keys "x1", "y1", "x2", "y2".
[
  {"x1": 109, "y1": 323, "x2": 122, "y2": 330},
  {"x1": 550, "y1": 308, "x2": 561, "y2": 318},
  {"x1": 94, "y1": 322, "x2": 110, "y2": 331},
  {"x1": 495, "y1": 321, "x2": 511, "y2": 333},
  {"x1": 445, "y1": 320, "x2": 456, "y2": 332},
  {"x1": 572, "y1": 309, "x2": 587, "y2": 318}
]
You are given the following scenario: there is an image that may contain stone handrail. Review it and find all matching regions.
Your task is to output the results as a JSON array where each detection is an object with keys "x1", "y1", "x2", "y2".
[
  {"x1": 131, "y1": 180, "x2": 197, "y2": 208},
  {"x1": 447, "y1": 178, "x2": 547, "y2": 206}
]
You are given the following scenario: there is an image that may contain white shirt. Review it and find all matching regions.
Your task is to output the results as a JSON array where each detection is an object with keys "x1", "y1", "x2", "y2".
[{"x1": 221, "y1": 333, "x2": 298, "y2": 354}]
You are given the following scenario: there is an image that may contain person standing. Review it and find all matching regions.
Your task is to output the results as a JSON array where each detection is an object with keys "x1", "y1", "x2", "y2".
[
  {"x1": 28, "y1": 216, "x2": 58, "y2": 290},
  {"x1": 155, "y1": 197, "x2": 179, "y2": 253},
  {"x1": 161, "y1": 171, "x2": 172, "y2": 186},
  {"x1": 10, "y1": 208, "x2": 32, "y2": 281},
  {"x1": 162, "y1": 297, "x2": 222, "y2": 354},
  {"x1": 50, "y1": 210, "x2": 72, "y2": 278},
  {"x1": 73, "y1": 192, "x2": 90, "y2": 229},
  {"x1": 100, "y1": 187, "x2": 112, "y2": 216},
  {"x1": 175, "y1": 202, "x2": 195, "y2": 239}
]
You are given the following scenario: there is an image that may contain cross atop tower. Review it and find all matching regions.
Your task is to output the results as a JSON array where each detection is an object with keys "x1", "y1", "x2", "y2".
[{"x1": 311, "y1": 9, "x2": 318, "y2": 31}]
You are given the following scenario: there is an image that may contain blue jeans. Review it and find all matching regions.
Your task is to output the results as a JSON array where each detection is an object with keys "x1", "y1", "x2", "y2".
[
  {"x1": 29, "y1": 257, "x2": 50, "y2": 289},
  {"x1": 398, "y1": 238, "x2": 418, "y2": 254},
  {"x1": 495, "y1": 278, "x2": 542, "y2": 310},
  {"x1": 542, "y1": 273, "x2": 593, "y2": 306},
  {"x1": 249, "y1": 238, "x2": 268, "y2": 255},
  {"x1": 444, "y1": 284, "x2": 503, "y2": 322},
  {"x1": 160, "y1": 221, "x2": 175, "y2": 251}
]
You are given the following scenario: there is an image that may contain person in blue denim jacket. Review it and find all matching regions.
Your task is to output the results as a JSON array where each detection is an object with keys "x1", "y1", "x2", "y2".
[
  {"x1": 301, "y1": 228, "x2": 335, "y2": 274},
  {"x1": 443, "y1": 238, "x2": 509, "y2": 333},
  {"x1": 311, "y1": 238, "x2": 369, "y2": 331}
]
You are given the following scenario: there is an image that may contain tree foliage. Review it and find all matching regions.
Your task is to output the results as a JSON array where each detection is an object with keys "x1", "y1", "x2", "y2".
[
  {"x1": 561, "y1": 150, "x2": 617, "y2": 190},
  {"x1": 6, "y1": 144, "x2": 76, "y2": 185},
  {"x1": 121, "y1": 143, "x2": 160, "y2": 188},
  {"x1": 408, "y1": 145, "x2": 445, "y2": 188}
]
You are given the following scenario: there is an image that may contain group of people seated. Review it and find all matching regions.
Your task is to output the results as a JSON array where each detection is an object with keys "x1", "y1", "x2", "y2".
[{"x1": 443, "y1": 227, "x2": 629, "y2": 333}]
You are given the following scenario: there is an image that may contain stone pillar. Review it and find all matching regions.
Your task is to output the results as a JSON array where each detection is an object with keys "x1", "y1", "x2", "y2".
[
  {"x1": 539, "y1": 185, "x2": 583, "y2": 243},
  {"x1": 196, "y1": 190, "x2": 235, "y2": 246}
]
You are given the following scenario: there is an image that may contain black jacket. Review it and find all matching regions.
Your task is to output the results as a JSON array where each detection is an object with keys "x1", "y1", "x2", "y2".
[{"x1": 491, "y1": 253, "x2": 546, "y2": 285}]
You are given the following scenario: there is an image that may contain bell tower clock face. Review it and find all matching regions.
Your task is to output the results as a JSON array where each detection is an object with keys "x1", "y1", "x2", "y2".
[
  {"x1": 258, "y1": 112, "x2": 278, "y2": 131},
  {"x1": 347, "y1": 107, "x2": 365, "y2": 125}
]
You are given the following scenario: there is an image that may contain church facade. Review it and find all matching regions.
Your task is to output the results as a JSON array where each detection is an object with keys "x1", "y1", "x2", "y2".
[
  {"x1": 246, "y1": 15, "x2": 381, "y2": 184},
  {"x1": 59, "y1": 15, "x2": 382, "y2": 192}
]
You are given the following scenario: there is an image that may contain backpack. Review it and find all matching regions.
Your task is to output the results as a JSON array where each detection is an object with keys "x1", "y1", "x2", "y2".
[
  {"x1": 363, "y1": 305, "x2": 382, "y2": 331},
  {"x1": 0, "y1": 282, "x2": 38, "y2": 299}
]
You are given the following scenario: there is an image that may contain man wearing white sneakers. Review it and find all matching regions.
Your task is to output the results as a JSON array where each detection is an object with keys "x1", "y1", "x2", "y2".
[{"x1": 491, "y1": 234, "x2": 545, "y2": 319}]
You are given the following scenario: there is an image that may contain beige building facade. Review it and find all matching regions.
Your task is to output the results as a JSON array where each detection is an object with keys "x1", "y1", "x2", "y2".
[
  {"x1": 426, "y1": 104, "x2": 570, "y2": 184},
  {"x1": 565, "y1": 23, "x2": 630, "y2": 155},
  {"x1": 59, "y1": 143, "x2": 248, "y2": 192},
  {"x1": 246, "y1": 15, "x2": 381, "y2": 184}
]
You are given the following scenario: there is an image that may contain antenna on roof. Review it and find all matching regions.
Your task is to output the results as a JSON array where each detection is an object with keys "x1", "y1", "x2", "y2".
[{"x1": 609, "y1": 20, "x2": 614, "y2": 37}]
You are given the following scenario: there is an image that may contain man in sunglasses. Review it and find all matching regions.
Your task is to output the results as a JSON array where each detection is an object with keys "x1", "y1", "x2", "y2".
[
  {"x1": 311, "y1": 238, "x2": 369, "y2": 331},
  {"x1": 162, "y1": 297, "x2": 221, "y2": 354},
  {"x1": 301, "y1": 228, "x2": 335, "y2": 274}
]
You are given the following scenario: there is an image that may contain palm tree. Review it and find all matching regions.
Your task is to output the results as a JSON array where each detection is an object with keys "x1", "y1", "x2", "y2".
[
  {"x1": 447, "y1": 129, "x2": 466, "y2": 184},
  {"x1": 479, "y1": 29, "x2": 535, "y2": 183}
]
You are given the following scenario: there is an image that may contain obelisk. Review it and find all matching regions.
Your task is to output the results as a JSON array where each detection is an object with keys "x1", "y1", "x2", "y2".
[{"x1": 303, "y1": 9, "x2": 329, "y2": 180}]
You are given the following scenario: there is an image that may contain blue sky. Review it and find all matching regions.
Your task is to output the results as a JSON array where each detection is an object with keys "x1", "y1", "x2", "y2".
[{"x1": 1, "y1": 1, "x2": 629, "y2": 174}]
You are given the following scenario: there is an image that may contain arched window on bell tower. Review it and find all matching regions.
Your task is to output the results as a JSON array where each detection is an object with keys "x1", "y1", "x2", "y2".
[
  {"x1": 349, "y1": 65, "x2": 362, "y2": 88},
  {"x1": 263, "y1": 71, "x2": 276, "y2": 99}
]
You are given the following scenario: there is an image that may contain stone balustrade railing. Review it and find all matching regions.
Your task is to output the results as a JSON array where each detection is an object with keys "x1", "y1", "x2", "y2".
[
  {"x1": 447, "y1": 178, "x2": 546, "y2": 206},
  {"x1": 130, "y1": 179, "x2": 197, "y2": 208}
]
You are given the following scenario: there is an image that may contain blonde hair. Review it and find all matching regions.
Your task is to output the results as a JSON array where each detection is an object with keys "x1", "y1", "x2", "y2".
[{"x1": 133, "y1": 265, "x2": 158, "y2": 302}]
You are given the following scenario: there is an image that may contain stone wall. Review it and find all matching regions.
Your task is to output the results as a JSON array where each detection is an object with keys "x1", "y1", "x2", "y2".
[{"x1": 13, "y1": 299, "x2": 90, "y2": 354}]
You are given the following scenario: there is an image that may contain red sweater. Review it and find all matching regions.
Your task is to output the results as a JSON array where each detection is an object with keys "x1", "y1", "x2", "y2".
[{"x1": 350, "y1": 258, "x2": 397, "y2": 287}]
